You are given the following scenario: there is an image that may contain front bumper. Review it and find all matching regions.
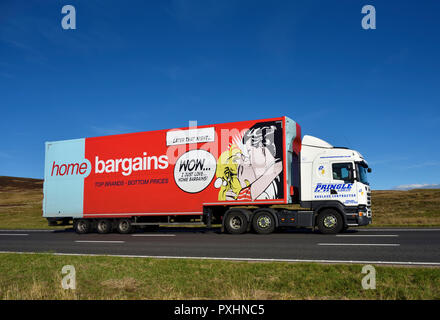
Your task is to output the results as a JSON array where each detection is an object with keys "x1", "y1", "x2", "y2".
[
  {"x1": 356, "y1": 215, "x2": 372, "y2": 226},
  {"x1": 346, "y1": 215, "x2": 371, "y2": 226},
  {"x1": 345, "y1": 205, "x2": 372, "y2": 226}
]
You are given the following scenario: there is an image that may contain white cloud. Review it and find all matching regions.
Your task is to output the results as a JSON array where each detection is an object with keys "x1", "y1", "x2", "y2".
[
  {"x1": 393, "y1": 184, "x2": 440, "y2": 191},
  {"x1": 402, "y1": 161, "x2": 440, "y2": 169},
  {"x1": 90, "y1": 125, "x2": 135, "y2": 136}
]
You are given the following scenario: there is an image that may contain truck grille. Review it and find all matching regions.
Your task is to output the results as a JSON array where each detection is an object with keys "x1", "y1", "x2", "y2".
[{"x1": 366, "y1": 192, "x2": 372, "y2": 218}]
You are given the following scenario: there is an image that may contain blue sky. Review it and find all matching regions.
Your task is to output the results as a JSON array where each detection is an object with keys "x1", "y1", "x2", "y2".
[{"x1": 0, "y1": 0, "x2": 439, "y2": 190}]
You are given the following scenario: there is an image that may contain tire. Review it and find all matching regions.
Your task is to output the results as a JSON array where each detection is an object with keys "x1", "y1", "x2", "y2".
[
  {"x1": 224, "y1": 210, "x2": 248, "y2": 234},
  {"x1": 96, "y1": 219, "x2": 112, "y2": 234},
  {"x1": 252, "y1": 210, "x2": 276, "y2": 234},
  {"x1": 116, "y1": 219, "x2": 133, "y2": 234},
  {"x1": 74, "y1": 219, "x2": 91, "y2": 234},
  {"x1": 317, "y1": 209, "x2": 343, "y2": 234}
]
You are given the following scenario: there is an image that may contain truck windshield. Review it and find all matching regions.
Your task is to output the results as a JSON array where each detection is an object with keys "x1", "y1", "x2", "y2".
[{"x1": 356, "y1": 162, "x2": 369, "y2": 185}]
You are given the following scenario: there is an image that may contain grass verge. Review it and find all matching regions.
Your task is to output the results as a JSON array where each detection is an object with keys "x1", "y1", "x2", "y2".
[{"x1": 0, "y1": 253, "x2": 439, "y2": 300}]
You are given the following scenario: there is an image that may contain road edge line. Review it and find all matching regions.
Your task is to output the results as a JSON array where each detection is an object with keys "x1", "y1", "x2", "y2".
[{"x1": 0, "y1": 251, "x2": 439, "y2": 266}]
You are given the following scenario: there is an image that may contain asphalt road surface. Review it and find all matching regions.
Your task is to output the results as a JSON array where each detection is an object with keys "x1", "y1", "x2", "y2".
[{"x1": 1, "y1": 227, "x2": 440, "y2": 266}]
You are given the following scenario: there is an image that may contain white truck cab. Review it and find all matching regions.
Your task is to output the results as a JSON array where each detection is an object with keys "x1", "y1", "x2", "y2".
[{"x1": 299, "y1": 135, "x2": 372, "y2": 231}]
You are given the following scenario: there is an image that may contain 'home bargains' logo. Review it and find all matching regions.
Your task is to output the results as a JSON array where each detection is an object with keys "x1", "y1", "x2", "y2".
[
  {"x1": 50, "y1": 153, "x2": 170, "y2": 178},
  {"x1": 51, "y1": 161, "x2": 90, "y2": 176}
]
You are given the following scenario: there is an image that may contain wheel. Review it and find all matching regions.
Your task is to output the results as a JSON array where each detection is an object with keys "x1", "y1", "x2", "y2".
[
  {"x1": 96, "y1": 219, "x2": 112, "y2": 234},
  {"x1": 252, "y1": 210, "x2": 276, "y2": 234},
  {"x1": 224, "y1": 210, "x2": 248, "y2": 234},
  {"x1": 116, "y1": 219, "x2": 133, "y2": 234},
  {"x1": 317, "y1": 209, "x2": 343, "y2": 234},
  {"x1": 74, "y1": 219, "x2": 91, "y2": 234}
]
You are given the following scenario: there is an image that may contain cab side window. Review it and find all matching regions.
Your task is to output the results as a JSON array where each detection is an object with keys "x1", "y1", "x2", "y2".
[{"x1": 332, "y1": 163, "x2": 353, "y2": 182}]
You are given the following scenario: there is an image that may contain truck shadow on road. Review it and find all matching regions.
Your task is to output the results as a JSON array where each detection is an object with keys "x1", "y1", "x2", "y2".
[
  {"x1": 134, "y1": 226, "x2": 325, "y2": 235},
  {"x1": 55, "y1": 226, "x2": 363, "y2": 235}
]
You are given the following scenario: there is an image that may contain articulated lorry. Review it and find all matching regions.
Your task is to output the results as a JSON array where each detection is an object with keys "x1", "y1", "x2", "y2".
[{"x1": 43, "y1": 116, "x2": 372, "y2": 234}]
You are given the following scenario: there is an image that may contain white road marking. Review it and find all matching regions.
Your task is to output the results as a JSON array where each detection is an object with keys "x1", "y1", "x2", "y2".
[
  {"x1": 0, "y1": 251, "x2": 439, "y2": 266},
  {"x1": 75, "y1": 240, "x2": 125, "y2": 244},
  {"x1": 0, "y1": 234, "x2": 29, "y2": 236},
  {"x1": 0, "y1": 230, "x2": 59, "y2": 232},
  {"x1": 132, "y1": 234, "x2": 176, "y2": 237},
  {"x1": 318, "y1": 243, "x2": 400, "y2": 246},
  {"x1": 336, "y1": 234, "x2": 398, "y2": 237}
]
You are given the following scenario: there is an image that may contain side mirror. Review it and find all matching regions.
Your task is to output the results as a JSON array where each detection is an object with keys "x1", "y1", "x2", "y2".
[{"x1": 367, "y1": 168, "x2": 372, "y2": 173}]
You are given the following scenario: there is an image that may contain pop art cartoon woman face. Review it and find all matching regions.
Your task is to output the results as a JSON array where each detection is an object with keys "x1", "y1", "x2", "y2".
[
  {"x1": 214, "y1": 145, "x2": 243, "y2": 200},
  {"x1": 242, "y1": 124, "x2": 278, "y2": 178},
  {"x1": 214, "y1": 121, "x2": 284, "y2": 201},
  {"x1": 238, "y1": 122, "x2": 283, "y2": 200}
]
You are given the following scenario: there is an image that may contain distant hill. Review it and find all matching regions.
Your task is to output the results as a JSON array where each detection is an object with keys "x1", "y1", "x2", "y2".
[
  {"x1": 0, "y1": 176, "x2": 43, "y2": 190},
  {"x1": 393, "y1": 184, "x2": 440, "y2": 191},
  {"x1": 0, "y1": 176, "x2": 439, "y2": 227},
  {"x1": 372, "y1": 188, "x2": 440, "y2": 225},
  {"x1": 0, "y1": 176, "x2": 47, "y2": 229}
]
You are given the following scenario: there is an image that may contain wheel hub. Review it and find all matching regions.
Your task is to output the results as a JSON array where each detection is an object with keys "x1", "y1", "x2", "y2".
[
  {"x1": 98, "y1": 221, "x2": 108, "y2": 231},
  {"x1": 323, "y1": 215, "x2": 337, "y2": 228},
  {"x1": 120, "y1": 221, "x2": 129, "y2": 231},
  {"x1": 78, "y1": 221, "x2": 87, "y2": 232},
  {"x1": 230, "y1": 216, "x2": 242, "y2": 229},
  {"x1": 257, "y1": 216, "x2": 271, "y2": 228}
]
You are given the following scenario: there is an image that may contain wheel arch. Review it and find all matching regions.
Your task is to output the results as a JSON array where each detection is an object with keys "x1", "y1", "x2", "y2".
[
  {"x1": 313, "y1": 203, "x2": 347, "y2": 227},
  {"x1": 222, "y1": 208, "x2": 253, "y2": 234},
  {"x1": 222, "y1": 208, "x2": 253, "y2": 230}
]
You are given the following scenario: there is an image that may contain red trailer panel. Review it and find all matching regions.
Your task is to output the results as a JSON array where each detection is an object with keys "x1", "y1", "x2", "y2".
[{"x1": 44, "y1": 116, "x2": 300, "y2": 219}]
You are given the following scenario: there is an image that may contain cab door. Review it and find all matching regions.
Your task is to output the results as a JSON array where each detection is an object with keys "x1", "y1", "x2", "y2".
[{"x1": 330, "y1": 162, "x2": 358, "y2": 206}]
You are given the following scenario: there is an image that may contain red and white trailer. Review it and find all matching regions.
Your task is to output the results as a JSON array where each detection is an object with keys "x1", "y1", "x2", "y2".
[{"x1": 44, "y1": 115, "x2": 371, "y2": 234}]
